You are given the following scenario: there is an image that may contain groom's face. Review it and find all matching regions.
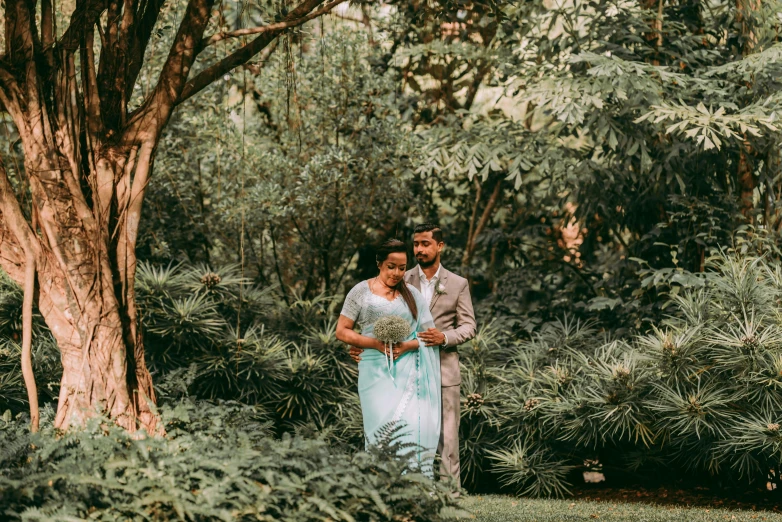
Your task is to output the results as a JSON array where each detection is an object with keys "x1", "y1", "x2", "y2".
[{"x1": 413, "y1": 232, "x2": 443, "y2": 267}]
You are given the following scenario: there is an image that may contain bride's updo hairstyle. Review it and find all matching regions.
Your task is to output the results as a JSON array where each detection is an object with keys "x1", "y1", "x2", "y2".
[{"x1": 376, "y1": 239, "x2": 418, "y2": 321}]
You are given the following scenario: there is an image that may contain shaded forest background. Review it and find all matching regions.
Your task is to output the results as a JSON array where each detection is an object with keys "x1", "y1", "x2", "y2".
[{"x1": 3, "y1": 0, "x2": 782, "y2": 502}]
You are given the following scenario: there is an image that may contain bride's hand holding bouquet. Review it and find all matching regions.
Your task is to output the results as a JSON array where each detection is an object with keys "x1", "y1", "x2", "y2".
[{"x1": 373, "y1": 315, "x2": 419, "y2": 382}]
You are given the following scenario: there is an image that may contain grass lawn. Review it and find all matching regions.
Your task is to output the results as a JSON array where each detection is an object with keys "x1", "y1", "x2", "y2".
[{"x1": 461, "y1": 495, "x2": 782, "y2": 521}]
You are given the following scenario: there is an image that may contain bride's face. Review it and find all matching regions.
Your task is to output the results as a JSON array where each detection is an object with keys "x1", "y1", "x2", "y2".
[{"x1": 377, "y1": 252, "x2": 407, "y2": 287}]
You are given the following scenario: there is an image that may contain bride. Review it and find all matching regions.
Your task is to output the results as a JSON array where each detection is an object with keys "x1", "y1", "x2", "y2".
[{"x1": 336, "y1": 239, "x2": 441, "y2": 476}]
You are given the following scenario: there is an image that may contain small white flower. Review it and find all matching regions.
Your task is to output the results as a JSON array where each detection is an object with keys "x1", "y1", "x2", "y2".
[
  {"x1": 435, "y1": 280, "x2": 447, "y2": 296},
  {"x1": 374, "y1": 315, "x2": 410, "y2": 344}
]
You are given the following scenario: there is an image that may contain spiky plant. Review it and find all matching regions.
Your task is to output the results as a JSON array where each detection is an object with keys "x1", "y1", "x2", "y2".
[
  {"x1": 195, "y1": 323, "x2": 290, "y2": 403},
  {"x1": 487, "y1": 439, "x2": 575, "y2": 498}
]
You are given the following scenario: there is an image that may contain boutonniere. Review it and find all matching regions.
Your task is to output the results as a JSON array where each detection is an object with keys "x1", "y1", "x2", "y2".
[{"x1": 435, "y1": 280, "x2": 447, "y2": 296}]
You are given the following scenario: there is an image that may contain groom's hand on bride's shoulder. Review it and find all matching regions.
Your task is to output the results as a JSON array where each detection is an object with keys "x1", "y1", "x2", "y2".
[{"x1": 348, "y1": 346, "x2": 363, "y2": 363}]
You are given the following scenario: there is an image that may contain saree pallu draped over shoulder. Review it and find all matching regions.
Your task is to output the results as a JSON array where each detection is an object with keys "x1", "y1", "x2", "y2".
[{"x1": 341, "y1": 281, "x2": 441, "y2": 476}]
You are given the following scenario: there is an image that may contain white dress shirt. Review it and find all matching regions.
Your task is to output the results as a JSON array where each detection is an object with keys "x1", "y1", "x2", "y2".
[{"x1": 418, "y1": 264, "x2": 448, "y2": 346}]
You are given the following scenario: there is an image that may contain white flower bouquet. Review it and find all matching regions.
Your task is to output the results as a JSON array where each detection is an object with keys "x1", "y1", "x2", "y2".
[{"x1": 374, "y1": 315, "x2": 411, "y2": 380}]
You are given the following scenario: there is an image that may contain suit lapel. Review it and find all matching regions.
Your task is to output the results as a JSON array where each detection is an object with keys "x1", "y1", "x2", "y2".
[
  {"x1": 429, "y1": 269, "x2": 448, "y2": 311},
  {"x1": 407, "y1": 269, "x2": 421, "y2": 292}
]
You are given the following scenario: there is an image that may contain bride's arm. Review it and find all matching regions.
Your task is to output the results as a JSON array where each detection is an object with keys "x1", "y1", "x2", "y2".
[{"x1": 336, "y1": 315, "x2": 384, "y2": 351}]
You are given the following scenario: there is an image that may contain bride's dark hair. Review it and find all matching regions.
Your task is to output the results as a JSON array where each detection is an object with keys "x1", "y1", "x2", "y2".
[{"x1": 376, "y1": 239, "x2": 418, "y2": 321}]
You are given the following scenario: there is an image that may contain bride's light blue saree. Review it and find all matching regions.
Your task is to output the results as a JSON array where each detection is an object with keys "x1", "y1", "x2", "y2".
[{"x1": 341, "y1": 282, "x2": 441, "y2": 476}]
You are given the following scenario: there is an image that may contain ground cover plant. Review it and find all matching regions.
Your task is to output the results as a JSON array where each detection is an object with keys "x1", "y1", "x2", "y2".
[{"x1": 0, "y1": 400, "x2": 466, "y2": 521}]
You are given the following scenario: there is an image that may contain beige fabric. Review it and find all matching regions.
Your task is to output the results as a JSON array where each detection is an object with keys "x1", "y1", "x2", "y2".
[
  {"x1": 406, "y1": 266, "x2": 476, "y2": 386},
  {"x1": 438, "y1": 384, "x2": 461, "y2": 487},
  {"x1": 407, "y1": 265, "x2": 475, "y2": 487}
]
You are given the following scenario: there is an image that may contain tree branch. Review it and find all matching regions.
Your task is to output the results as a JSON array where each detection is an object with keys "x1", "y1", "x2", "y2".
[
  {"x1": 96, "y1": 0, "x2": 135, "y2": 130},
  {"x1": 0, "y1": 162, "x2": 39, "y2": 433},
  {"x1": 202, "y1": 0, "x2": 346, "y2": 48},
  {"x1": 176, "y1": 0, "x2": 333, "y2": 105},
  {"x1": 0, "y1": 63, "x2": 21, "y2": 100},
  {"x1": 462, "y1": 178, "x2": 502, "y2": 267},
  {"x1": 0, "y1": 153, "x2": 40, "y2": 276},
  {"x1": 124, "y1": 0, "x2": 167, "y2": 102},
  {"x1": 0, "y1": 73, "x2": 34, "y2": 153},
  {"x1": 58, "y1": 0, "x2": 108, "y2": 51},
  {"x1": 0, "y1": 201, "x2": 25, "y2": 287},
  {"x1": 41, "y1": 0, "x2": 55, "y2": 50},
  {"x1": 124, "y1": 0, "x2": 216, "y2": 141},
  {"x1": 5, "y1": 0, "x2": 45, "y2": 137}
]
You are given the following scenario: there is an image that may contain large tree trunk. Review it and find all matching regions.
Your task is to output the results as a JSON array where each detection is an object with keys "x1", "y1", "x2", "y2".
[
  {"x1": 0, "y1": 0, "x2": 339, "y2": 432},
  {"x1": 1, "y1": 137, "x2": 159, "y2": 431}
]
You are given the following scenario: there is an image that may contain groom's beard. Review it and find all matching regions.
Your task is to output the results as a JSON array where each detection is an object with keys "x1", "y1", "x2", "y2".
[{"x1": 416, "y1": 256, "x2": 437, "y2": 268}]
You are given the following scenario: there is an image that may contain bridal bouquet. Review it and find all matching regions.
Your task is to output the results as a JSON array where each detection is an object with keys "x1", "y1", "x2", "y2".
[{"x1": 373, "y1": 315, "x2": 410, "y2": 381}]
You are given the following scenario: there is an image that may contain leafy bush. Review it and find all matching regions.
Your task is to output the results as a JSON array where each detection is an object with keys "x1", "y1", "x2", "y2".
[
  {"x1": 133, "y1": 261, "x2": 362, "y2": 444},
  {"x1": 463, "y1": 252, "x2": 782, "y2": 496},
  {"x1": 0, "y1": 400, "x2": 467, "y2": 521}
]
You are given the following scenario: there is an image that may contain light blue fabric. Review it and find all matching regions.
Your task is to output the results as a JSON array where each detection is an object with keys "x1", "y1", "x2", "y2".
[{"x1": 341, "y1": 281, "x2": 441, "y2": 476}]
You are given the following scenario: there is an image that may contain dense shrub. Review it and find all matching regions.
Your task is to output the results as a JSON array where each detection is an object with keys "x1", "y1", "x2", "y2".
[
  {"x1": 134, "y1": 261, "x2": 364, "y2": 445},
  {"x1": 0, "y1": 400, "x2": 467, "y2": 521},
  {"x1": 463, "y1": 253, "x2": 782, "y2": 496}
]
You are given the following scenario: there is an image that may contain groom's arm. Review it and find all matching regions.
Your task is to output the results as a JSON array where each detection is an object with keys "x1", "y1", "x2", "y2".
[{"x1": 441, "y1": 280, "x2": 476, "y2": 348}]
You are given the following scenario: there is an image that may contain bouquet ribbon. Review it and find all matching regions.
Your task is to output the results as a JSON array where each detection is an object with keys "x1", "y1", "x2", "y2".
[{"x1": 383, "y1": 342, "x2": 395, "y2": 383}]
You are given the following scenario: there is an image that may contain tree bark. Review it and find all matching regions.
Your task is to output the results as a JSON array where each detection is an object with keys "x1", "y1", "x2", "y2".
[
  {"x1": 0, "y1": 157, "x2": 39, "y2": 431},
  {"x1": 462, "y1": 178, "x2": 502, "y2": 268}
]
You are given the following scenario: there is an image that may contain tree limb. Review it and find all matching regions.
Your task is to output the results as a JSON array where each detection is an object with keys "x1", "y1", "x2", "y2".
[
  {"x1": 58, "y1": 0, "x2": 108, "y2": 51},
  {"x1": 176, "y1": 0, "x2": 332, "y2": 105},
  {"x1": 20, "y1": 243, "x2": 38, "y2": 432},
  {"x1": 0, "y1": 76, "x2": 35, "y2": 157},
  {"x1": 124, "y1": 0, "x2": 167, "y2": 102},
  {"x1": 41, "y1": 0, "x2": 55, "y2": 50},
  {"x1": 124, "y1": 0, "x2": 216, "y2": 141},
  {"x1": 5, "y1": 0, "x2": 46, "y2": 140},
  {"x1": 464, "y1": 178, "x2": 482, "y2": 266},
  {"x1": 462, "y1": 178, "x2": 502, "y2": 267},
  {"x1": 0, "y1": 206, "x2": 25, "y2": 286},
  {"x1": 96, "y1": 0, "x2": 135, "y2": 130},
  {"x1": 202, "y1": 0, "x2": 346, "y2": 48},
  {"x1": 0, "y1": 64, "x2": 21, "y2": 100},
  {"x1": 0, "y1": 157, "x2": 41, "y2": 432}
]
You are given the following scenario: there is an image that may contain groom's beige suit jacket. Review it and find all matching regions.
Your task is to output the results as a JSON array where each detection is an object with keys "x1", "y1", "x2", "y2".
[{"x1": 405, "y1": 267, "x2": 476, "y2": 386}]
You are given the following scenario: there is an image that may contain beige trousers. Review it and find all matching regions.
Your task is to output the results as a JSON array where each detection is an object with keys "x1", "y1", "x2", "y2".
[{"x1": 438, "y1": 384, "x2": 461, "y2": 488}]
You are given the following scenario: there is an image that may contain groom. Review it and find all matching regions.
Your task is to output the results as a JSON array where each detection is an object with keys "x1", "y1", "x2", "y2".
[{"x1": 350, "y1": 223, "x2": 476, "y2": 489}]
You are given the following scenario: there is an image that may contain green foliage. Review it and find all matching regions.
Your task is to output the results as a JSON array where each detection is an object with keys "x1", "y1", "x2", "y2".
[
  {"x1": 380, "y1": 0, "x2": 782, "y2": 332},
  {"x1": 133, "y1": 261, "x2": 362, "y2": 443},
  {"x1": 140, "y1": 27, "x2": 417, "y2": 298},
  {"x1": 452, "y1": 252, "x2": 782, "y2": 496},
  {"x1": 8, "y1": 251, "x2": 782, "y2": 499},
  {"x1": 133, "y1": 0, "x2": 782, "y2": 334},
  {"x1": 0, "y1": 401, "x2": 466, "y2": 521},
  {"x1": 6, "y1": 0, "x2": 782, "y2": 505}
]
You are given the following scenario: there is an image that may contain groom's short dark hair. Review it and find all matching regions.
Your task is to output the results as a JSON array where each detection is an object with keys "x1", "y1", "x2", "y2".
[{"x1": 414, "y1": 223, "x2": 444, "y2": 244}]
